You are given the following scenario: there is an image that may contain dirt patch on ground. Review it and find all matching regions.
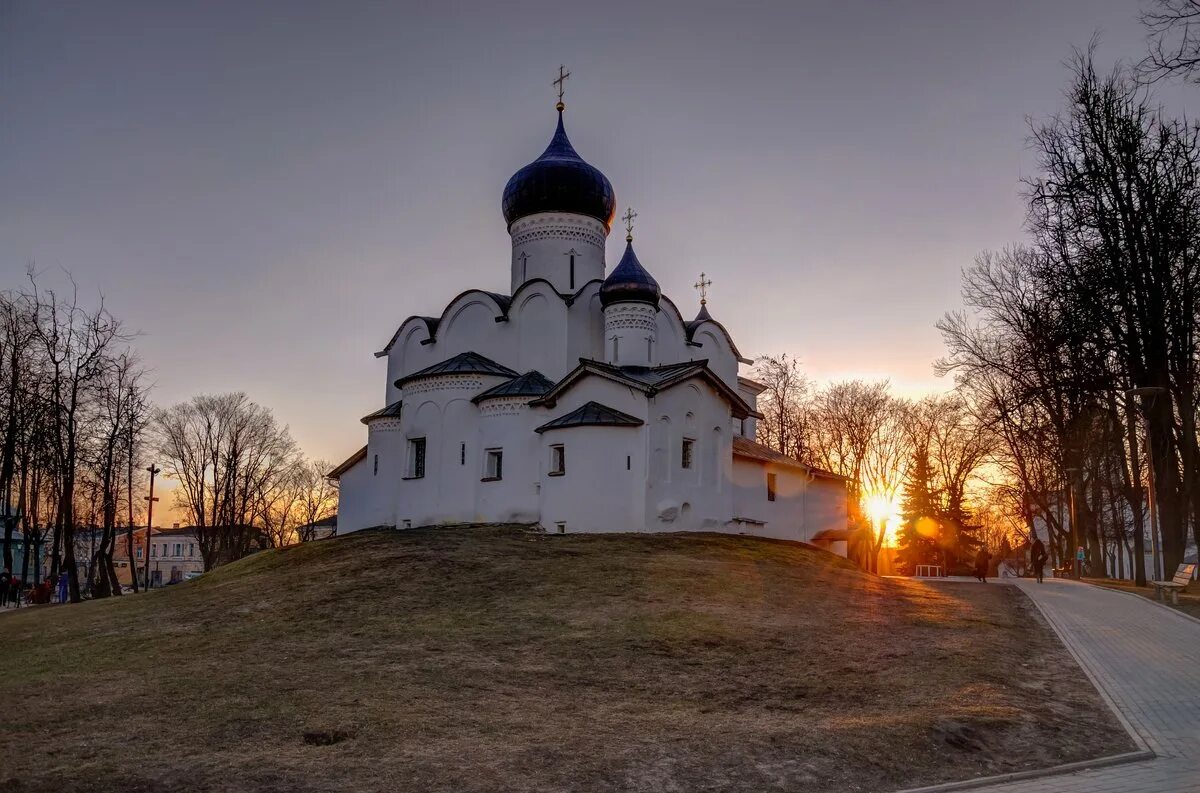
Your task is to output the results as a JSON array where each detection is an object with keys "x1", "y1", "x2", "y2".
[{"x1": 0, "y1": 527, "x2": 1132, "y2": 792}]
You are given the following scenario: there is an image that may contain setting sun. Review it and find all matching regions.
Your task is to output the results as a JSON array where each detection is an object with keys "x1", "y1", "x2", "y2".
[{"x1": 864, "y1": 492, "x2": 903, "y2": 545}]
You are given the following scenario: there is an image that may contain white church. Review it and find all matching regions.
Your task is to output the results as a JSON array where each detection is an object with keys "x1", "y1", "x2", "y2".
[{"x1": 331, "y1": 83, "x2": 849, "y2": 548}]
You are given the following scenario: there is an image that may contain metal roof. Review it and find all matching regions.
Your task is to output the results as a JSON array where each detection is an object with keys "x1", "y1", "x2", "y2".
[
  {"x1": 395, "y1": 351, "x2": 518, "y2": 388},
  {"x1": 472, "y1": 370, "x2": 555, "y2": 403},
  {"x1": 534, "y1": 401, "x2": 644, "y2": 433},
  {"x1": 360, "y1": 401, "x2": 402, "y2": 424}
]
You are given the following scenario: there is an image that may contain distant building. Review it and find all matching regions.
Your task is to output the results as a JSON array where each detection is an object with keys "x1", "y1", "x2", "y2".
[
  {"x1": 113, "y1": 525, "x2": 204, "y2": 586},
  {"x1": 297, "y1": 514, "x2": 337, "y2": 541},
  {"x1": 1, "y1": 530, "x2": 46, "y2": 585}
]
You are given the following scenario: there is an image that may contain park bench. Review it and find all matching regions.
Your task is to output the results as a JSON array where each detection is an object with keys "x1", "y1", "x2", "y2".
[
  {"x1": 1052, "y1": 566, "x2": 1073, "y2": 579},
  {"x1": 1150, "y1": 563, "x2": 1197, "y2": 605}
]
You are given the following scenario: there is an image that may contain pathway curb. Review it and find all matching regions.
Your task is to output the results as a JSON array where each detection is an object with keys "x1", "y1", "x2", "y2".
[{"x1": 893, "y1": 749, "x2": 1156, "y2": 793}]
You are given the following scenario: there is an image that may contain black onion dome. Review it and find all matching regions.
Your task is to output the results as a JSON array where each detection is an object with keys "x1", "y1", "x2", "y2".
[
  {"x1": 600, "y1": 240, "x2": 661, "y2": 308},
  {"x1": 502, "y1": 112, "x2": 616, "y2": 229}
]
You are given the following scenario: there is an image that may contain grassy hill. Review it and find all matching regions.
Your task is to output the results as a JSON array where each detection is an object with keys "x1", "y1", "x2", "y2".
[{"x1": 0, "y1": 526, "x2": 1129, "y2": 792}]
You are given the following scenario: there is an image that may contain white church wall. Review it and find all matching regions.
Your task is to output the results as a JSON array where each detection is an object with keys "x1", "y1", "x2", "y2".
[
  {"x1": 731, "y1": 458, "x2": 811, "y2": 542},
  {"x1": 509, "y1": 212, "x2": 607, "y2": 294},
  {"x1": 437, "y1": 398, "x2": 481, "y2": 523},
  {"x1": 603, "y1": 302, "x2": 657, "y2": 366},
  {"x1": 690, "y1": 326, "x2": 739, "y2": 388},
  {"x1": 654, "y1": 299, "x2": 688, "y2": 367},
  {"x1": 475, "y1": 398, "x2": 542, "y2": 524},
  {"x1": 436, "y1": 296, "x2": 515, "y2": 368},
  {"x1": 574, "y1": 289, "x2": 606, "y2": 362},
  {"x1": 335, "y1": 455, "x2": 393, "y2": 533},
  {"x1": 386, "y1": 320, "x2": 434, "y2": 405},
  {"x1": 735, "y1": 382, "x2": 760, "y2": 439},
  {"x1": 538, "y1": 425, "x2": 645, "y2": 532},
  {"x1": 395, "y1": 373, "x2": 508, "y2": 527},
  {"x1": 730, "y1": 460, "x2": 849, "y2": 544},
  {"x1": 512, "y1": 287, "x2": 570, "y2": 377},
  {"x1": 805, "y1": 477, "x2": 850, "y2": 540},
  {"x1": 643, "y1": 380, "x2": 734, "y2": 532}
]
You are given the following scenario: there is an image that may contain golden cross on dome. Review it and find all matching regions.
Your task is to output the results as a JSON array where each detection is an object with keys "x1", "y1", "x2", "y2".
[
  {"x1": 553, "y1": 65, "x2": 570, "y2": 111},
  {"x1": 694, "y1": 272, "x2": 713, "y2": 305},
  {"x1": 622, "y1": 207, "x2": 638, "y2": 241}
]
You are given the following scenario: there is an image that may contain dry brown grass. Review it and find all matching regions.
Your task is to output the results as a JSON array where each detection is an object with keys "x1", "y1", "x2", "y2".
[{"x1": 0, "y1": 526, "x2": 1131, "y2": 792}]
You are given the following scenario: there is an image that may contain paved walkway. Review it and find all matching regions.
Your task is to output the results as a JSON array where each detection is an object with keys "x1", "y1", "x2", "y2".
[{"x1": 939, "y1": 578, "x2": 1200, "y2": 792}]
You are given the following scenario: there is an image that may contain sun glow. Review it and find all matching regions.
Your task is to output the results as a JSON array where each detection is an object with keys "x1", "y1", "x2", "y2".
[{"x1": 864, "y1": 492, "x2": 903, "y2": 545}]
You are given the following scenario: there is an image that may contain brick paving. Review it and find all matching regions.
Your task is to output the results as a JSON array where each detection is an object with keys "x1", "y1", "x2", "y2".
[{"x1": 921, "y1": 578, "x2": 1200, "y2": 792}]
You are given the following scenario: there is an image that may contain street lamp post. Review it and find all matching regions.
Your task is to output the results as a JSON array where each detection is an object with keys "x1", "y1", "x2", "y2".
[
  {"x1": 1126, "y1": 387, "x2": 1168, "y2": 583},
  {"x1": 1063, "y1": 467, "x2": 1081, "y2": 579},
  {"x1": 143, "y1": 464, "x2": 160, "y2": 590}
]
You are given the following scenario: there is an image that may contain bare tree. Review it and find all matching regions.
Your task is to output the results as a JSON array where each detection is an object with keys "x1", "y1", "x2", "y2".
[
  {"x1": 295, "y1": 459, "x2": 337, "y2": 542},
  {"x1": 1141, "y1": 1, "x2": 1200, "y2": 83},
  {"x1": 156, "y1": 393, "x2": 298, "y2": 569},
  {"x1": 29, "y1": 275, "x2": 128, "y2": 602},
  {"x1": 751, "y1": 354, "x2": 812, "y2": 461}
]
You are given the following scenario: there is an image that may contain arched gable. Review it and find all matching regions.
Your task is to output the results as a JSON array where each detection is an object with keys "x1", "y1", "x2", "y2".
[
  {"x1": 654, "y1": 295, "x2": 689, "y2": 364},
  {"x1": 384, "y1": 317, "x2": 436, "y2": 404},
  {"x1": 689, "y1": 326, "x2": 738, "y2": 386},
  {"x1": 513, "y1": 287, "x2": 567, "y2": 375}
]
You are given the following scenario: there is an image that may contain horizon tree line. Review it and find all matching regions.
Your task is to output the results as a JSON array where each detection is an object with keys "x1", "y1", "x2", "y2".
[{"x1": 0, "y1": 271, "x2": 337, "y2": 603}]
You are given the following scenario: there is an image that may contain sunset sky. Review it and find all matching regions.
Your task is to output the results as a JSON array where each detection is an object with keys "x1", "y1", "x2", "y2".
[{"x1": 3, "y1": 0, "x2": 1197, "y2": 499}]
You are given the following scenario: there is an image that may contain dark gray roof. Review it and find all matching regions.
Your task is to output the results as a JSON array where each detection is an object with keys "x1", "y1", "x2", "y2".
[
  {"x1": 529, "y1": 359, "x2": 758, "y2": 421},
  {"x1": 360, "y1": 401, "x2": 402, "y2": 424},
  {"x1": 396, "y1": 351, "x2": 518, "y2": 387},
  {"x1": 599, "y1": 240, "x2": 661, "y2": 308},
  {"x1": 472, "y1": 370, "x2": 555, "y2": 403},
  {"x1": 534, "y1": 401, "x2": 644, "y2": 433},
  {"x1": 502, "y1": 111, "x2": 616, "y2": 229},
  {"x1": 605, "y1": 359, "x2": 709, "y2": 388}
]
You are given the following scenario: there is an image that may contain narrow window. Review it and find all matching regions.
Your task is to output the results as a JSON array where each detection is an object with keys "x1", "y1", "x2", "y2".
[
  {"x1": 460, "y1": 442, "x2": 466, "y2": 465},
  {"x1": 519, "y1": 251, "x2": 528, "y2": 281},
  {"x1": 407, "y1": 438, "x2": 426, "y2": 478},
  {"x1": 151, "y1": 544, "x2": 157, "y2": 558},
  {"x1": 570, "y1": 253, "x2": 575, "y2": 289},
  {"x1": 175, "y1": 543, "x2": 182, "y2": 556},
  {"x1": 484, "y1": 448, "x2": 503, "y2": 480},
  {"x1": 136, "y1": 547, "x2": 142, "y2": 559},
  {"x1": 626, "y1": 455, "x2": 631, "y2": 471},
  {"x1": 373, "y1": 454, "x2": 379, "y2": 476},
  {"x1": 767, "y1": 472, "x2": 777, "y2": 502},
  {"x1": 189, "y1": 543, "x2": 195, "y2": 557},
  {"x1": 612, "y1": 336, "x2": 620, "y2": 362},
  {"x1": 549, "y1": 444, "x2": 565, "y2": 475},
  {"x1": 681, "y1": 438, "x2": 695, "y2": 470},
  {"x1": 646, "y1": 336, "x2": 653, "y2": 361}
]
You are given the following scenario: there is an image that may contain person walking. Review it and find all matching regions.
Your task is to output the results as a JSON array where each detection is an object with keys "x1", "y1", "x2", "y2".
[
  {"x1": 57, "y1": 571, "x2": 69, "y2": 604},
  {"x1": 1030, "y1": 535, "x2": 1047, "y2": 584},
  {"x1": 0, "y1": 567, "x2": 10, "y2": 608},
  {"x1": 974, "y1": 547, "x2": 992, "y2": 583}
]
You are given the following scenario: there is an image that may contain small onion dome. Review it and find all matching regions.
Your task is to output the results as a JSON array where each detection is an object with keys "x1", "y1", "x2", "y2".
[
  {"x1": 693, "y1": 303, "x2": 712, "y2": 322},
  {"x1": 502, "y1": 112, "x2": 616, "y2": 229},
  {"x1": 600, "y1": 239, "x2": 661, "y2": 308}
]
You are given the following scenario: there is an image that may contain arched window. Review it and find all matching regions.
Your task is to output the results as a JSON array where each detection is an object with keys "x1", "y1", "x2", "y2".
[{"x1": 565, "y1": 248, "x2": 577, "y2": 289}]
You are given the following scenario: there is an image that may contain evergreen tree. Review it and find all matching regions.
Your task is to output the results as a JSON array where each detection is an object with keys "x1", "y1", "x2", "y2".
[{"x1": 896, "y1": 451, "x2": 942, "y2": 572}]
